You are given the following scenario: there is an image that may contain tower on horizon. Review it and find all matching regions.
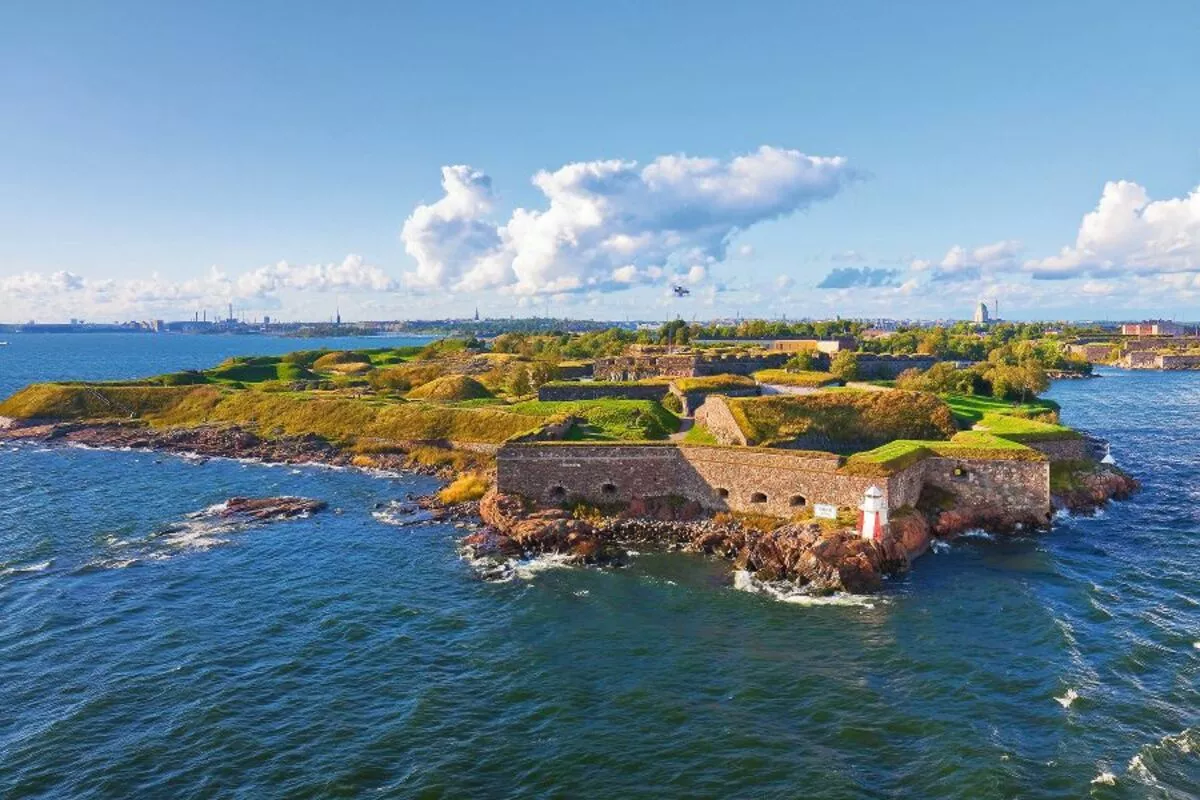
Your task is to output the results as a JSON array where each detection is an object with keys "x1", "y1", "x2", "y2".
[{"x1": 973, "y1": 301, "x2": 990, "y2": 325}]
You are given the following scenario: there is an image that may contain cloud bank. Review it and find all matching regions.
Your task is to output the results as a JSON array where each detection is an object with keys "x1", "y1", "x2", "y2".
[
  {"x1": 0, "y1": 255, "x2": 392, "y2": 319},
  {"x1": 401, "y1": 145, "x2": 858, "y2": 295},
  {"x1": 1026, "y1": 180, "x2": 1200, "y2": 279}
]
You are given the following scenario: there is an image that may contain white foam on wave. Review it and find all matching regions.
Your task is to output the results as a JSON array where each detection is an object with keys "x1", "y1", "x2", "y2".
[
  {"x1": 0, "y1": 559, "x2": 53, "y2": 578},
  {"x1": 371, "y1": 501, "x2": 435, "y2": 527},
  {"x1": 957, "y1": 529, "x2": 996, "y2": 542},
  {"x1": 460, "y1": 549, "x2": 580, "y2": 583},
  {"x1": 731, "y1": 570, "x2": 880, "y2": 608},
  {"x1": 1090, "y1": 771, "x2": 1117, "y2": 786},
  {"x1": 1054, "y1": 688, "x2": 1079, "y2": 708},
  {"x1": 1125, "y1": 727, "x2": 1197, "y2": 785},
  {"x1": 930, "y1": 539, "x2": 951, "y2": 554}
]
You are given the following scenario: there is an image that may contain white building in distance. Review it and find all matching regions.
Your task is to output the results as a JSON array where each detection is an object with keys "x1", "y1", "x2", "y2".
[{"x1": 973, "y1": 301, "x2": 990, "y2": 325}]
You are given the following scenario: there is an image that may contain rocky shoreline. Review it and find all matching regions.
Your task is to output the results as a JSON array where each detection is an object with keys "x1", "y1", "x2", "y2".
[
  {"x1": 0, "y1": 419, "x2": 453, "y2": 477},
  {"x1": 466, "y1": 459, "x2": 1139, "y2": 594},
  {"x1": 2, "y1": 417, "x2": 1139, "y2": 596}
]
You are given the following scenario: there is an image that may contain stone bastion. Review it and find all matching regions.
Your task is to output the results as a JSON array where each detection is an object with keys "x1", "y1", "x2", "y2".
[{"x1": 496, "y1": 442, "x2": 1051, "y2": 522}]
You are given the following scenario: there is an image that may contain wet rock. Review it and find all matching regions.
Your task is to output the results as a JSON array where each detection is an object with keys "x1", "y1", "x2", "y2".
[
  {"x1": 221, "y1": 496, "x2": 327, "y2": 520},
  {"x1": 1052, "y1": 464, "x2": 1139, "y2": 514}
]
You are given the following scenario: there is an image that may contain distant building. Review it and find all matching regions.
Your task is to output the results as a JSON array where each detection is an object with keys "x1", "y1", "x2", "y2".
[
  {"x1": 768, "y1": 337, "x2": 856, "y2": 354},
  {"x1": 973, "y1": 302, "x2": 990, "y2": 325},
  {"x1": 1121, "y1": 320, "x2": 1183, "y2": 337}
]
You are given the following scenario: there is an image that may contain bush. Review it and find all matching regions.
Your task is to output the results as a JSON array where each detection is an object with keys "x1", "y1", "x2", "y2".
[
  {"x1": 784, "y1": 351, "x2": 817, "y2": 371},
  {"x1": 829, "y1": 351, "x2": 860, "y2": 381},
  {"x1": 437, "y1": 472, "x2": 491, "y2": 504},
  {"x1": 661, "y1": 392, "x2": 683, "y2": 414}
]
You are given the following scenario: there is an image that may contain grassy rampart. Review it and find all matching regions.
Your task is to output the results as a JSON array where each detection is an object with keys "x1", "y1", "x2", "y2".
[{"x1": 726, "y1": 390, "x2": 958, "y2": 448}]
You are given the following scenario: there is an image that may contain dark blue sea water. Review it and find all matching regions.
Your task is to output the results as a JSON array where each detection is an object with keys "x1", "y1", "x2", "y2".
[{"x1": 1, "y1": 337, "x2": 1196, "y2": 798}]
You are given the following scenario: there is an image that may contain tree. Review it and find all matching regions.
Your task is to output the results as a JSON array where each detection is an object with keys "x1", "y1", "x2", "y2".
[
  {"x1": 829, "y1": 351, "x2": 860, "y2": 381},
  {"x1": 509, "y1": 365, "x2": 532, "y2": 397},
  {"x1": 530, "y1": 361, "x2": 558, "y2": 388},
  {"x1": 784, "y1": 350, "x2": 816, "y2": 371}
]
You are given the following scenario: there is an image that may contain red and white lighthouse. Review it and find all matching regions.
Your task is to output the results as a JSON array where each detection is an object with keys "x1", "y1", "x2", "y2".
[{"x1": 858, "y1": 485, "x2": 888, "y2": 542}]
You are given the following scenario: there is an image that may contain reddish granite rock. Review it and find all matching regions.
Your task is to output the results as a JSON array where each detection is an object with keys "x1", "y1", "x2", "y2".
[{"x1": 1053, "y1": 464, "x2": 1139, "y2": 514}]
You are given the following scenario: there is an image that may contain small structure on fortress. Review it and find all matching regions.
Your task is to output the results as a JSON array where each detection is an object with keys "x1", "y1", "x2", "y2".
[{"x1": 858, "y1": 486, "x2": 888, "y2": 542}]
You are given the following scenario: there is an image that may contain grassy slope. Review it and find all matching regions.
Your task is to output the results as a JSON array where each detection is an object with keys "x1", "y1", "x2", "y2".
[
  {"x1": 751, "y1": 369, "x2": 840, "y2": 388},
  {"x1": 509, "y1": 399, "x2": 679, "y2": 441},
  {"x1": 726, "y1": 390, "x2": 958, "y2": 448},
  {"x1": 941, "y1": 393, "x2": 1061, "y2": 425},
  {"x1": 671, "y1": 374, "x2": 757, "y2": 392},
  {"x1": 0, "y1": 383, "x2": 545, "y2": 444}
]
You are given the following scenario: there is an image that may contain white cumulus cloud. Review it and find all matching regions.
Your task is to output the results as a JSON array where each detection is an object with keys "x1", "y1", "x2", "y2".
[
  {"x1": 401, "y1": 145, "x2": 858, "y2": 295},
  {"x1": 1027, "y1": 180, "x2": 1200, "y2": 279}
]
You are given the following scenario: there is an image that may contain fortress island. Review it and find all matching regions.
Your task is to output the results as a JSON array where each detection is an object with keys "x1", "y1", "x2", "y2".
[{"x1": 0, "y1": 325, "x2": 1136, "y2": 595}]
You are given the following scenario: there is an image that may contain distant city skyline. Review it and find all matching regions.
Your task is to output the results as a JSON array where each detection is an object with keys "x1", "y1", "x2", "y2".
[{"x1": 2, "y1": 1, "x2": 1199, "y2": 323}]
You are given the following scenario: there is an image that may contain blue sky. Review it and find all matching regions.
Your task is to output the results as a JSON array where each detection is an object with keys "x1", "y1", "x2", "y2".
[{"x1": 2, "y1": 0, "x2": 1199, "y2": 323}]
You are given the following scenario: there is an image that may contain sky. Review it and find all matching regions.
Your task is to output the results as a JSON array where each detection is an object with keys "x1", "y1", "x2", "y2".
[{"x1": 2, "y1": 0, "x2": 1199, "y2": 324}]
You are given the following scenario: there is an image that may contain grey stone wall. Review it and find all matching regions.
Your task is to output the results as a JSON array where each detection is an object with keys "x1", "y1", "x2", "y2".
[
  {"x1": 921, "y1": 457, "x2": 1049, "y2": 519},
  {"x1": 1026, "y1": 438, "x2": 1092, "y2": 462},
  {"x1": 693, "y1": 396, "x2": 747, "y2": 445},
  {"x1": 673, "y1": 386, "x2": 759, "y2": 416},
  {"x1": 537, "y1": 383, "x2": 668, "y2": 402},
  {"x1": 855, "y1": 354, "x2": 939, "y2": 379},
  {"x1": 496, "y1": 442, "x2": 1051, "y2": 521}
]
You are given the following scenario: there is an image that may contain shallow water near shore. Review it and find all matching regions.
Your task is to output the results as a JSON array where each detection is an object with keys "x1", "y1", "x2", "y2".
[{"x1": 1, "y1": 337, "x2": 1198, "y2": 797}]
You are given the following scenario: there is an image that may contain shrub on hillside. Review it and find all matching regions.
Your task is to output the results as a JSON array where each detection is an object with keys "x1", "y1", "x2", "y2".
[
  {"x1": 406, "y1": 375, "x2": 493, "y2": 402},
  {"x1": 312, "y1": 351, "x2": 372, "y2": 371},
  {"x1": 437, "y1": 472, "x2": 490, "y2": 504}
]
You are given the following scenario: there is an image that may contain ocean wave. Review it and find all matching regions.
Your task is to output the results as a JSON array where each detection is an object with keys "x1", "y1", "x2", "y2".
[
  {"x1": 956, "y1": 529, "x2": 996, "y2": 542},
  {"x1": 371, "y1": 501, "x2": 435, "y2": 527},
  {"x1": 1125, "y1": 727, "x2": 1197, "y2": 788},
  {"x1": 1054, "y1": 688, "x2": 1079, "y2": 708},
  {"x1": 1090, "y1": 771, "x2": 1117, "y2": 786},
  {"x1": 930, "y1": 539, "x2": 951, "y2": 554},
  {"x1": 462, "y1": 551, "x2": 580, "y2": 583},
  {"x1": 0, "y1": 559, "x2": 53, "y2": 578},
  {"x1": 731, "y1": 570, "x2": 880, "y2": 608}
]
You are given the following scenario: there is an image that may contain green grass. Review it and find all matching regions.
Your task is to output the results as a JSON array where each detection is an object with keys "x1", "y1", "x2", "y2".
[
  {"x1": 0, "y1": 382, "x2": 548, "y2": 444},
  {"x1": 941, "y1": 393, "x2": 1060, "y2": 425},
  {"x1": 752, "y1": 369, "x2": 840, "y2": 388},
  {"x1": 671, "y1": 374, "x2": 757, "y2": 393},
  {"x1": 841, "y1": 431, "x2": 1045, "y2": 476},
  {"x1": 974, "y1": 412, "x2": 1081, "y2": 441},
  {"x1": 726, "y1": 390, "x2": 958, "y2": 448},
  {"x1": 681, "y1": 423, "x2": 719, "y2": 445},
  {"x1": 509, "y1": 399, "x2": 679, "y2": 441},
  {"x1": 405, "y1": 374, "x2": 492, "y2": 402}
]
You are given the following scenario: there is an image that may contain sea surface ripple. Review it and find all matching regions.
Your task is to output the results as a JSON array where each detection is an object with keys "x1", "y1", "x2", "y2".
[{"x1": 1, "y1": 336, "x2": 1197, "y2": 798}]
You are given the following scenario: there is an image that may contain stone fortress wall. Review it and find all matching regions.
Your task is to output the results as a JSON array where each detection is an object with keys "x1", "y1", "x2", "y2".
[{"x1": 496, "y1": 442, "x2": 1051, "y2": 522}]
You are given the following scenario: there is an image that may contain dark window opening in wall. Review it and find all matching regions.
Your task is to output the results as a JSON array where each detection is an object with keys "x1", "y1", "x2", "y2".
[
  {"x1": 550, "y1": 485, "x2": 567, "y2": 499},
  {"x1": 750, "y1": 492, "x2": 768, "y2": 504},
  {"x1": 716, "y1": 487, "x2": 730, "y2": 499},
  {"x1": 790, "y1": 495, "x2": 807, "y2": 507},
  {"x1": 601, "y1": 482, "x2": 617, "y2": 496}
]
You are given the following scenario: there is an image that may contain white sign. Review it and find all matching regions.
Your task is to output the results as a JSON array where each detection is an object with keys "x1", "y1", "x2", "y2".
[{"x1": 813, "y1": 503, "x2": 838, "y2": 520}]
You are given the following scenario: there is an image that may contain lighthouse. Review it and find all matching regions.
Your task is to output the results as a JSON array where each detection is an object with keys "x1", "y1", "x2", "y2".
[{"x1": 858, "y1": 485, "x2": 888, "y2": 542}]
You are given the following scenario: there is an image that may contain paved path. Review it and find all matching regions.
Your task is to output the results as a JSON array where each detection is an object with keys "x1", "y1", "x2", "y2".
[{"x1": 670, "y1": 417, "x2": 694, "y2": 441}]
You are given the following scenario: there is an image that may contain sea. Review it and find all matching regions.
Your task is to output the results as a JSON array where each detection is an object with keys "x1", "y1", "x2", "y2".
[{"x1": 0, "y1": 334, "x2": 1196, "y2": 799}]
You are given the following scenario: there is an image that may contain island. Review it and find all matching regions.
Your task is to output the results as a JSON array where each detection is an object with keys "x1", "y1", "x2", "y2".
[{"x1": 0, "y1": 326, "x2": 1136, "y2": 595}]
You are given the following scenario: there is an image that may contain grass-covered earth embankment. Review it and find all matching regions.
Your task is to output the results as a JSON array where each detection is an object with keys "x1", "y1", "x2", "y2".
[{"x1": 724, "y1": 390, "x2": 958, "y2": 449}]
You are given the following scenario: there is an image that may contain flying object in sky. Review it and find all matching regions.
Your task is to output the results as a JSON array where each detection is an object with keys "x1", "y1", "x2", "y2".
[{"x1": 672, "y1": 285, "x2": 691, "y2": 297}]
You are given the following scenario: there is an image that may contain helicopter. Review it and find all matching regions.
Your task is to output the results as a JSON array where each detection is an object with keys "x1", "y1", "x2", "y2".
[{"x1": 671, "y1": 285, "x2": 691, "y2": 297}]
